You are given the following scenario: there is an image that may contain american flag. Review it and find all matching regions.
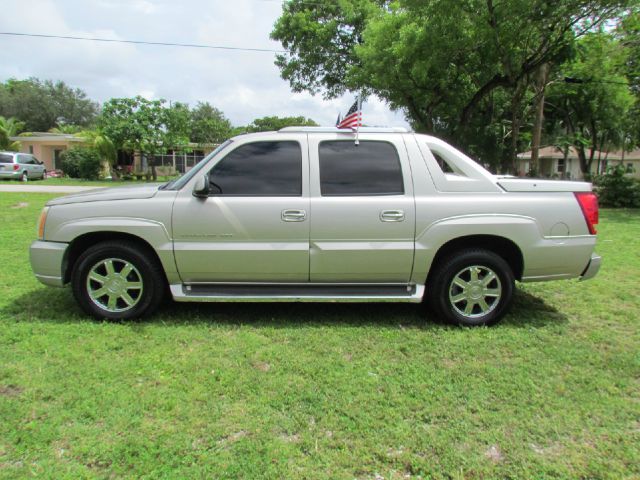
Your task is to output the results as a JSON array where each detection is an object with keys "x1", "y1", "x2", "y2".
[{"x1": 336, "y1": 98, "x2": 362, "y2": 129}]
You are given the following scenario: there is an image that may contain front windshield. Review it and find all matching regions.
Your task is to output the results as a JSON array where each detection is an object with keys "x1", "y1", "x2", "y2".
[{"x1": 164, "y1": 139, "x2": 233, "y2": 190}]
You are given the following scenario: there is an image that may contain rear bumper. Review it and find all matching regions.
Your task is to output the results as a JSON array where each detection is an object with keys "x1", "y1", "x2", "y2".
[
  {"x1": 580, "y1": 253, "x2": 602, "y2": 281},
  {"x1": 0, "y1": 170, "x2": 21, "y2": 179},
  {"x1": 30, "y1": 240, "x2": 68, "y2": 287}
]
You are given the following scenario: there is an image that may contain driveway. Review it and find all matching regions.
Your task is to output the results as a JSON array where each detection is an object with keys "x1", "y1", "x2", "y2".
[{"x1": 0, "y1": 185, "x2": 99, "y2": 193}]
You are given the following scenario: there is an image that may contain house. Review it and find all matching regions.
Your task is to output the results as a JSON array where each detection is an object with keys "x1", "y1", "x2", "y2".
[
  {"x1": 10, "y1": 132, "x2": 85, "y2": 170},
  {"x1": 10, "y1": 132, "x2": 218, "y2": 174},
  {"x1": 517, "y1": 146, "x2": 640, "y2": 179}
]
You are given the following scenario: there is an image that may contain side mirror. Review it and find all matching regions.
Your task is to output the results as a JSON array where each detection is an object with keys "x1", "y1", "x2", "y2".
[{"x1": 192, "y1": 175, "x2": 210, "y2": 198}]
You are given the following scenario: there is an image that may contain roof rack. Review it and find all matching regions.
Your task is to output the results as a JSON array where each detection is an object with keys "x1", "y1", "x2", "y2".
[{"x1": 278, "y1": 126, "x2": 410, "y2": 133}]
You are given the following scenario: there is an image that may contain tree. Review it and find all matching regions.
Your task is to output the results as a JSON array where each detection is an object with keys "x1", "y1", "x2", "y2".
[
  {"x1": 77, "y1": 128, "x2": 118, "y2": 178},
  {"x1": 272, "y1": 0, "x2": 630, "y2": 171},
  {"x1": 0, "y1": 78, "x2": 98, "y2": 131},
  {"x1": 545, "y1": 32, "x2": 634, "y2": 177},
  {"x1": 246, "y1": 115, "x2": 318, "y2": 132},
  {"x1": 99, "y1": 96, "x2": 190, "y2": 181},
  {"x1": 0, "y1": 116, "x2": 24, "y2": 151},
  {"x1": 189, "y1": 102, "x2": 232, "y2": 144}
]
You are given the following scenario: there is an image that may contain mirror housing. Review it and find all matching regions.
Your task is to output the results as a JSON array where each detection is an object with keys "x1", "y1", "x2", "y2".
[{"x1": 192, "y1": 175, "x2": 210, "y2": 198}]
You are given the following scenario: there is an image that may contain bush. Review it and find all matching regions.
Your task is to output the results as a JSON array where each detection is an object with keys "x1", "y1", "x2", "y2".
[
  {"x1": 60, "y1": 147, "x2": 102, "y2": 180},
  {"x1": 593, "y1": 165, "x2": 640, "y2": 208}
]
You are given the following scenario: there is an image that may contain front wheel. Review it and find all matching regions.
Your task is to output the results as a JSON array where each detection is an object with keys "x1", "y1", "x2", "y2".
[
  {"x1": 426, "y1": 249, "x2": 515, "y2": 327},
  {"x1": 71, "y1": 241, "x2": 165, "y2": 320}
]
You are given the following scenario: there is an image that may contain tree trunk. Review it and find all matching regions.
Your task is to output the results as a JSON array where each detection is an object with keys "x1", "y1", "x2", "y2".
[
  {"x1": 530, "y1": 63, "x2": 550, "y2": 176},
  {"x1": 505, "y1": 81, "x2": 526, "y2": 174}
]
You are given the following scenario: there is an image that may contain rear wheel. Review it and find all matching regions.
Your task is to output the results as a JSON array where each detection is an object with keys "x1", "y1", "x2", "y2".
[
  {"x1": 71, "y1": 241, "x2": 165, "y2": 320},
  {"x1": 426, "y1": 249, "x2": 515, "y2": 326},
  {"x1": 20, "y1": 171, "x2": 28, "y2": 182}
]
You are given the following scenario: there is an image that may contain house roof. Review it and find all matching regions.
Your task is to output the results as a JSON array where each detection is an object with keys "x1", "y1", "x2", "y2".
[
  {"x1": 10, "y1": 132, "x2": 84, "y2": 142},
  {"x1": 518, "y1": 146, "x2": 640, "y2": 161}
]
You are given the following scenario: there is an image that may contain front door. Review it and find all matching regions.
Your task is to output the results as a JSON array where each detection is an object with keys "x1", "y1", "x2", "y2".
[
  {"x1": 308, "y1": 134, "x2": 416, "y2": 283},
  {"x1": 172, "y1": 137, "x2": 310, "y2": 283}
]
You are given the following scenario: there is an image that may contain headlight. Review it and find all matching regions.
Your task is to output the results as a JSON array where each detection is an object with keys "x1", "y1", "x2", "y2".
[{"x1": 37, "y1": 207, "x2": 49, "y2": 240}]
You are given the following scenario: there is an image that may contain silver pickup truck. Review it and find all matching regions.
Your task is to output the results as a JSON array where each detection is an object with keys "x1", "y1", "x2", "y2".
[{"x1": 30, "y1": 127, "x2": 600, "y2": 326}]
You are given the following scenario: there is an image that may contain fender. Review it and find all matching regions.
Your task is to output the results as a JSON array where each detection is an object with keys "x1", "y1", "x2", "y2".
[
  {"x1": 48, "y1": 217, "x2": 178, "y2": 284},
  {"x1": 411, "y1": 214, "x2": 540, "y2": 284}
]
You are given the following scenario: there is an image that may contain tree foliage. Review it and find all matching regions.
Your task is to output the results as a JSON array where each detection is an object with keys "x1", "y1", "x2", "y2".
[
  {"x1": 245, "y1": 115, "x2": 318, "y2": 132},
  {"x1": 0, "y1": 78, "x2": 98, "y2": 131},
  {"x1": 272, "y1": 0, "x2": 631, "y2": 171},
  {"x1": 545, "y1": 32, "x2": 635, "y2": 176},
  {"x1": 0, "y1": 116, "x2": 24, "y2": 151},
  {"x1": 99, "y1": 96, "x2": 190, "y2": 179},
  {"x1": 189, "y1": 102, "x2": 233, "y2": 145}
]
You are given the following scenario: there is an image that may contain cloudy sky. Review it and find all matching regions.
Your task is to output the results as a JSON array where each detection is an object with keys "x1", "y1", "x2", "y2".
[{"x1": 0, "y1": 0, "x2": 410, "y2": 128}]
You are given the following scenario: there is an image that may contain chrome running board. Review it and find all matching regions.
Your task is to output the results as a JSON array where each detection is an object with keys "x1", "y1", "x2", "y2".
[{"x1": 170, "y1": 283, "x2": 425, "y2": 303}]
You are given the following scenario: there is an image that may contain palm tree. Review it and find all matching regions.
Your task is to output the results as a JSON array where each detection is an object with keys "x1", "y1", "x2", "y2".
[
  {"x1": 0, "y1": 116, "x2": 25, "y2": 151},
  {"x1": 77, "y1": 129, "x2": 118, "y2": 178},
  {"x1": 48, "y1": 124, "x2": 83, "y2": 134}
]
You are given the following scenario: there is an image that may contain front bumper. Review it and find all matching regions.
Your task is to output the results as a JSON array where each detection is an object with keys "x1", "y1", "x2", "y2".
[
  {"x1": 30, "y1": 240, "x2": 68, "y2": 287},
  {"x1": 580, "y1": 253, "x2": 602, "y2": 281}
]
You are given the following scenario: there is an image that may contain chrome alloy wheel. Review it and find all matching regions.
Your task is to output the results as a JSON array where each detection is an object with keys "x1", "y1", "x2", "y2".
[
  {"x1": 86, "y1": 258, "x2": 143, "y2": 313},
  {"x1": 448, "y1": 265, "x2": 502, "y2": 319}
]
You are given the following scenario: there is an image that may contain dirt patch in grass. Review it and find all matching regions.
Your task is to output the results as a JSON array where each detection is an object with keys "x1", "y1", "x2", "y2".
[{"x1": 0, "y1": 385, "x2": 23, "y2": 397}]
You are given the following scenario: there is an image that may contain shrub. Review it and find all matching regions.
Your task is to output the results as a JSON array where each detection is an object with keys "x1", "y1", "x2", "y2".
[
  {"x1": 60, "y1": 147, "x2": 102, "y2": 180},
  {"x1": 593, "y1": 165, "x2": 640, "y2": 208}
]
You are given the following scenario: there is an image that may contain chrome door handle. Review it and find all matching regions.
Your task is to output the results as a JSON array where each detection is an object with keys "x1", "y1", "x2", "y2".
[
  {"x1": 282, "y1": 209, "x2": 307, "y2": 222},
  {"x1": 380, "y1": 210, "x2": 405, "y2": 222}
]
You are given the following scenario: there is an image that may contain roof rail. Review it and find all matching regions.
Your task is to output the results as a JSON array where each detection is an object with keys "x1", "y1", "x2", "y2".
[{"x1": 278, "y1": 126, "x2": 410, "y2": 133}]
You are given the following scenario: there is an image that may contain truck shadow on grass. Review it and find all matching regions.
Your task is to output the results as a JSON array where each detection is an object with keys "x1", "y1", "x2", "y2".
[{"x1": 4, "y1": 287, "x2": 567, "y2": 329}]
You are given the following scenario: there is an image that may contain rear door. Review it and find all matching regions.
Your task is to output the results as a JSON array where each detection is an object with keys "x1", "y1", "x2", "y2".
[
  {"x1": 172, "y1": 134, "x2": 310, "y2": 283},
  {"x1": 308, "y1": 134, "x2": 416, "y2": 283}
]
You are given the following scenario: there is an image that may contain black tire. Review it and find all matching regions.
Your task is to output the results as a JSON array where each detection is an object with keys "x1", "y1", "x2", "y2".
[
  {"x1": 21, "y1": 171, "x2": 28, "y2": 182},
  {"x1": 426, "y1": 249, "x2": 515, "y2": 327},
  {"x1": 71, "y1": 241, "x2": 165, "y2": 320}
]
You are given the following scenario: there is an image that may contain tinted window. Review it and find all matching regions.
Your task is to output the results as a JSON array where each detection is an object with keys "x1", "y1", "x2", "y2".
[
  {"x1": 319, "y1": 141, "x2": 404, "y2": 196},
  {"x1": 0, "y1": 154, "x2": 14, "y2": 164},
  {"x1": 208, "y1": 141, "x2": 302, "y2": 196},
  {"x1": 18, "y1": 154, "x2": 33, "y2": 164}
]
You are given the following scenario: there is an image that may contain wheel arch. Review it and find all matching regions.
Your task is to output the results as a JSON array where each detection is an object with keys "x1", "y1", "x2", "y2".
[
  {"x1": 63, "y1": 231, "x2": 169, "y2": 285},
  {"x1": 427, "y1": 234, "x2": 524, "y2": 282}
]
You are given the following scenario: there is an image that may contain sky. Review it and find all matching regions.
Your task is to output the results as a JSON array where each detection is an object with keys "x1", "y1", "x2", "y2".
[{"x1": 0, "y1": 0, "x2": 410, "y2": 128}]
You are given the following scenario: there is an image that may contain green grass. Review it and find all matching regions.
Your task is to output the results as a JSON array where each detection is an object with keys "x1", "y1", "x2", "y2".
[
  {"x1": 5, "y1": 176, "x2": 178, "y2": 188},
  {"x1": 0, "y1": 193, "x2": 638, "y2": 479}
]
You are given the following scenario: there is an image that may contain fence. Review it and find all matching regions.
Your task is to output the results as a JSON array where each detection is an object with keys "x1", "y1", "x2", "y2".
[{"x1": 145, "y1": 152, "x2": 206, "y2": 174}]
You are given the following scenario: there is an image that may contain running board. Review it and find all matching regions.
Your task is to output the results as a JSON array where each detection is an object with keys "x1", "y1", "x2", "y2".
[{"x1": 170, "y1": 283, "x2": 425, "y2": 303}]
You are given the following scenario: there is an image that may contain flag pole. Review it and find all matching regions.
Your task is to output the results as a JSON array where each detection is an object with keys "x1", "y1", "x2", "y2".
[{"x1": 354, "y1": 95, "x2": 361, "y2": 146}]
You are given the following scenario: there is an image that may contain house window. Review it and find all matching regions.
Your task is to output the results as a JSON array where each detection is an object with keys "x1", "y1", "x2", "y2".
[
  {"x1": 29, "y1": 145, "x2": 34, "y2": 154},
  {"x1": 557, "y1": 158, "x2": 566, "y2": 173}
]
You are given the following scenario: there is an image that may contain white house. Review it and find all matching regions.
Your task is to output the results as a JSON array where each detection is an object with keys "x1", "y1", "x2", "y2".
[{"x1": 517, "y1": 146, "x2": 640, "y2": 179}]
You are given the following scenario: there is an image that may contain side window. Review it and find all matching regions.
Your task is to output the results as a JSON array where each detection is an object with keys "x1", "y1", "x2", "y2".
[
  {"x1": 208, "y1": 141, "x2": 302, "y2": 196},
  {"x1": 18, "y1": 154, "x2": 33, "y2": 164},
  {"x1": 426, "y1": 143, "x2": 467, "y2": 176},
  {"x1": 319, "y1": 141, "x2": 404, "y2": 196}
]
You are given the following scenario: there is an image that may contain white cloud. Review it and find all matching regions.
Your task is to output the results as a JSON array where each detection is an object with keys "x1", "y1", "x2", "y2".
[{"x1": 0, "y1": 0, "x2": 409, "y2": 128}]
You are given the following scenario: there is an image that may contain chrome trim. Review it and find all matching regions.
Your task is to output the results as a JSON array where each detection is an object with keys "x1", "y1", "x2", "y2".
[
  {"x1": 171, "y1": 284, "x2": 425, "y2": 303},
  {"x1": 580, "y1": 254, "x2": 601, "y2": 281}
]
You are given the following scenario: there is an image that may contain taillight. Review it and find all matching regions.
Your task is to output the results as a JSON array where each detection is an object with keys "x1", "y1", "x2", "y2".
[
  {"x1": 575, "y1": 192, "x2": 598, "y2": 235},
  {"x1": 13, "y1": 164, "x2": 19, "y2": 171}
]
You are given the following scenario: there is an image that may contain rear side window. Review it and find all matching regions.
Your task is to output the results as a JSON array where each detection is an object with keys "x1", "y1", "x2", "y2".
[
  {"x1": 208, "y1": 141, "x2": 302, "y2": 196},
  {"x1": 0, "y1": 154, "x2": 14, "y2": 164},
  {"x1": 319, "y1": 141, "x2": 404, "y2": 196}
]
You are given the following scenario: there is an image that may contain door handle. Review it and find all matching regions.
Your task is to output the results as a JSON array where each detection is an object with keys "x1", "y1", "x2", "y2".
[
  {"x1": 380, "y1": 210, "x2": 405, "y2": 222},
  {"x1": 282, "y1": 209, "x2": 307, "y2": 222}
]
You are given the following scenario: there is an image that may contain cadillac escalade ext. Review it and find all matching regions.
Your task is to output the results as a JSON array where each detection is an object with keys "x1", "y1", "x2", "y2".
[{"x1": 30, "y1": 127, "x2": 601, "y2": 326}]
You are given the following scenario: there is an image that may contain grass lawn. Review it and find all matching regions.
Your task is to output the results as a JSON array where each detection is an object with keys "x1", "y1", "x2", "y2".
[
  {"x1": 0, "y1": 193, "x2": 638, "y2": 479},
  {"x1": 1, "y1": 177, "x2": 178, "y2": 188}
]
